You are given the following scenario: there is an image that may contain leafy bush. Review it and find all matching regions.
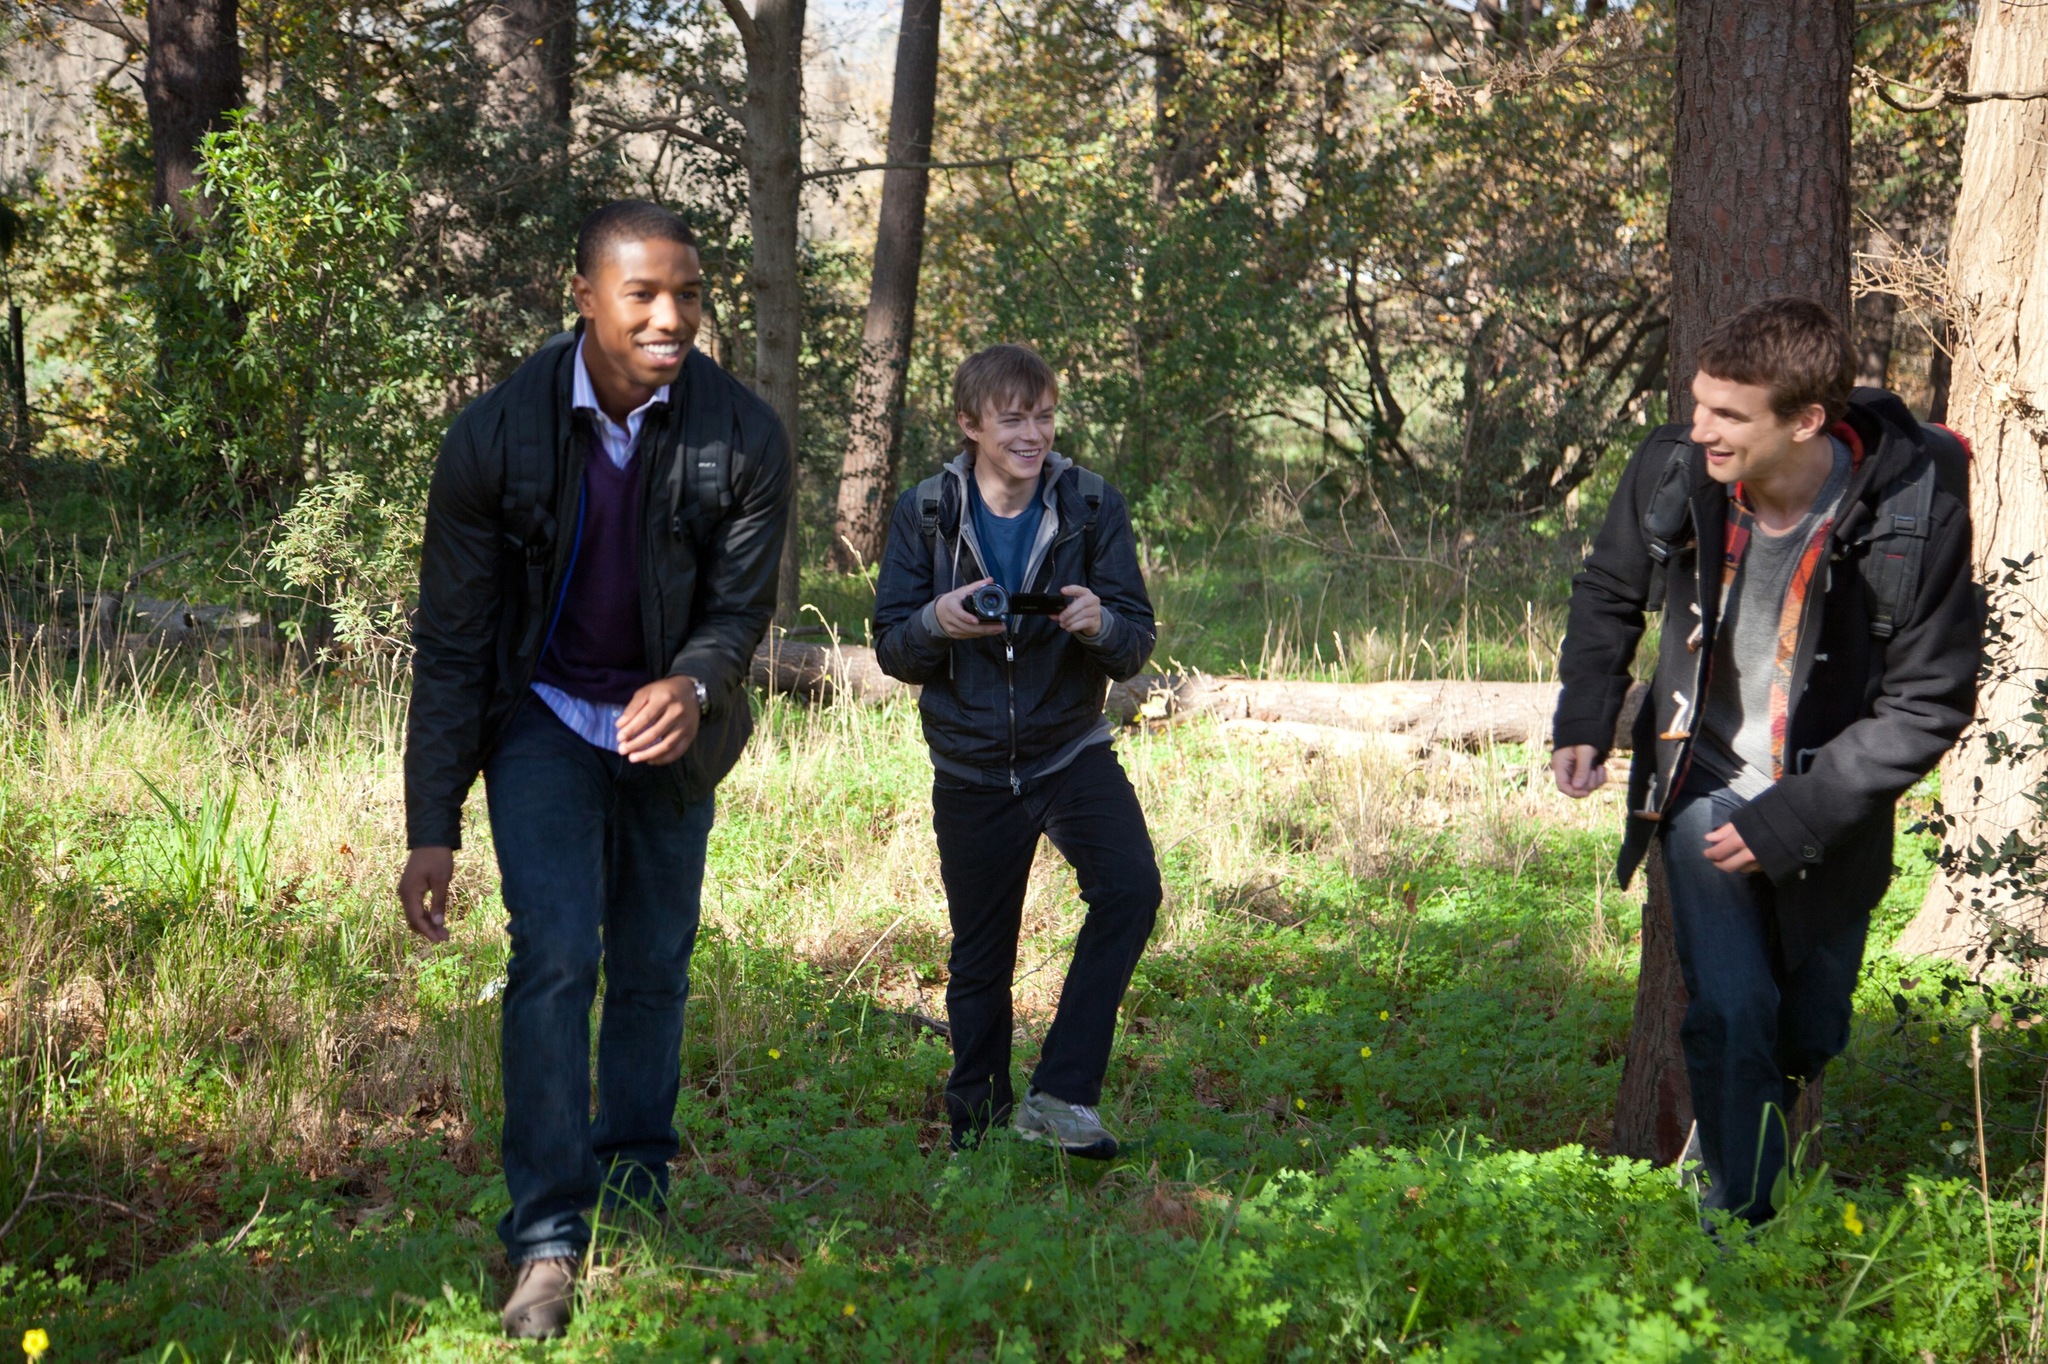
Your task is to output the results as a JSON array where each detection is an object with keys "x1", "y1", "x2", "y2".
[{"x1": 111, "y1": 99, "x2": 461, "y2": 514}]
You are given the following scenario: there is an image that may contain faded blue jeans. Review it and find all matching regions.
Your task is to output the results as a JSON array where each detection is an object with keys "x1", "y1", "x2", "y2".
[
  {"x1": 1662, "y1": 780, "x2": 1868, "y2": 1223},
  {"x1": 483, "y1": 694, "x2": 714, "y2": 1265}
]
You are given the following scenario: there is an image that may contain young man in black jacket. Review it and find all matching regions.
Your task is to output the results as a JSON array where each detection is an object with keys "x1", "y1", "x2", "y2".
[
  {"x1": 874, "y1": 344, "x2": 1161, "y2": 1158},
  {"x1": 1552, "y1": 296, "x2": 1978, "y2": 1225},
  {"x1": 396, "y1": 201, "x2": 791, "y2": 1337}
]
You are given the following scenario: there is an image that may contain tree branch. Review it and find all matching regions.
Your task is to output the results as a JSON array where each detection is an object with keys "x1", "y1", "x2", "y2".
[
  {"x1": 586, "y1": 114, "x2": 744, "y2": 166},
  {"x1": 1858, "y1": 64, "x2": 2048, "y2": 113},
  {"x1": 801, "y1": 155, "x2": 1022, "y2": 183},
  {"x1": 39, "y1": 1, "x2": 144, "y2": 48},
  {"x1": 717, "y1": 0, "x2": 764, "y2": 55}
]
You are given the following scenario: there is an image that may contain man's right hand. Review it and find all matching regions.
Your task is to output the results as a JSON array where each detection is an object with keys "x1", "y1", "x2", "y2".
[
  {"x1": 399, "y1": 846, "x2": 455, "y2": 943},
  {"x1": 933, "y1": 577, "x2": 1009, "y2": 640},
  {"x1": 1551, "y1": 745, "x2": 1608, "y2": 799}
]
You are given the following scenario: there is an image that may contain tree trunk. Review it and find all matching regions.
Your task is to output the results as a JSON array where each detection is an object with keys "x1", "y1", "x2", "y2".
[
  {"x1": 144, "y1": 0, "x2": 244, "y2": 231},
  {"x1": 468, "y1": 0, "x2": 576, "y2": 128},
  {"x1": 748, "y1": 642, "x2": 1651, "y2": 751},
  {"x1": 5, "y1": 304, "x2": 27, "y2": 466},
  {"x1": 829, "y1": 0, "x2": 942, "y2": 572},
  {"x1": 1666, "y1": 0, "x2": 1854, "y2": 424},
  {"x1": 1611, "y1": 845, "x2": 1693, "y2": 1163},
  {"x1": 1854, "y1": 225, "x2": 1898, "y2": 390},
  {"x1": 733, "y1": 0, "x2": 808, "y2": 626},
  {"x1": 1927, "y1": 318, "x2": 1953, "y2": 422},
  {"x1": 1621, "y1": 0, "x2": 1855, "y2": 1160},
  {"x1": 1894, "y1": 0, "x2": 2048, "y2": 970}
]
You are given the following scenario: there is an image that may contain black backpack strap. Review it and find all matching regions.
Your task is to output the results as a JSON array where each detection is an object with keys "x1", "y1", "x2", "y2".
[
  {"x1": 501, "y1": 333, "x2": 575, "y2": 656},
  {"x1": 668, "y1": 352, "x2": 738, "y2": 547},
  {"x1": 1632, "y1": 431, "x2": 1697, "y2": 616},
  {"x1": 1639, "y1": 433, "x2": 1697, "y2": 566},
  {"x1": 1072, "y1": 465, "x2": 1105, "y2": 565},
  {"x1": 915, "y1": 470, "x2": 951, "y2": 589},
  {"x1": 1860, "y1": 452, "x2": 1939, "y2": 641}
]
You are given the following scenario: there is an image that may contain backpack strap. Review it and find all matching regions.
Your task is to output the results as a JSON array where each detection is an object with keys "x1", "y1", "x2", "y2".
[
  {"x1": 915, "y1": 470, "x2": 952, "y2": 589},
  {"x1": 667, "y1": 351, "x2": 738, "y2": 548},
  {"x1": 1073, "y1": 466, "x2": 1105, "y2": 565},
  {"x1": 501, "y1": 332, "x2": 575, "y2": 657},
  {"x1": 1639, "y1": 432, "x2": 1697, "y2": 566},
  {"x1": 1860, "y1": 450, "x2": 1939, "y2": 641},
  {"x1": 1632, "y1": 429, "x2": 1697, "y2": 614}
]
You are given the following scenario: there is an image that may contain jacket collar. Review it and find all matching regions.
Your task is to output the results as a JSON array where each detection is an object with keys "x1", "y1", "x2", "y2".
[
  {"x1": 940, "y1": 448, "x2": 1075, "y2": 588},
  {"x1": 1680, "y1": 393, "x2": 1928, "y2": 555},
  {"x1": 941, "y1": 447, "x2": 1075, "y2": 503}
]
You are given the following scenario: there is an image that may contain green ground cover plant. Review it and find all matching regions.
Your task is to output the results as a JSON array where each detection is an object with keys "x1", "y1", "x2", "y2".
[{"x1": 0, "y1": 622, "x2": 2042, "y2": 1361}]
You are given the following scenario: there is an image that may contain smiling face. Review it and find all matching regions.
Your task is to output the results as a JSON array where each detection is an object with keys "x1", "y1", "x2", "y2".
[
  {"x1": 1688, "y1": 369, "x2": 1828, "y2": 490},
  {"x1": 958, "y1": 385, "x2": 1058, "y2": 505},
  {"x1": 570, "y1": 235, "x2": 702, "y2": 418}
]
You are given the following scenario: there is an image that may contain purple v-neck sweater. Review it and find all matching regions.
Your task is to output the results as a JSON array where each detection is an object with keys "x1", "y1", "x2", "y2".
[{"x1": 533, "y1": 435, "x2": 650, "y2": 706}]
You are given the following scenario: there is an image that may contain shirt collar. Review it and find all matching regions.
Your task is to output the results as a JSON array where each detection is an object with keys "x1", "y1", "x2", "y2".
[{"x1": 572, "y1": 336, "x2": 670, "y2": 428}]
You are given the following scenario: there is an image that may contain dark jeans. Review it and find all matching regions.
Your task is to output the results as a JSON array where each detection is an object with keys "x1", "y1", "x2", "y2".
[
  {"x1": 1662, "y1": 781, "x2": 1868, "y2": 1222},
  {"x1": 932, "y1": 743, "x2": 1161, "y2": 1143},
  {"x1": 483, "y1": 694, "x2": 714, "y2": 1265}
]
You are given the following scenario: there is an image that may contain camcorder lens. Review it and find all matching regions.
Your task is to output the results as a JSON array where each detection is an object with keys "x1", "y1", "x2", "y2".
[{"x1": 968, "y1": 583, "x2": 1010, "y2": 621}]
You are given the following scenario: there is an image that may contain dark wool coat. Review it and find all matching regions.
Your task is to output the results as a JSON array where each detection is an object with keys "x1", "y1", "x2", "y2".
[{"x1": 1553, "y1": 391, "x2": 1979, "y2": 966}]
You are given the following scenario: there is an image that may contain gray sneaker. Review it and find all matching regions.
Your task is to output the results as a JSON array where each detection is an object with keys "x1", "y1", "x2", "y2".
[
  {"x1": 501, "y1": 1256, "x2": 577, "y2": 1339},
  {"x1": 1012, "y1": 1090, "x2": 1119, "y2": 1159}
]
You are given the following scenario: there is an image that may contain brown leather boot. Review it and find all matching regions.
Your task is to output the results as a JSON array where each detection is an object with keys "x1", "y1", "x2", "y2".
[{"x1": 501, "y1": 1256, "x2": 577, "y2": 1339}]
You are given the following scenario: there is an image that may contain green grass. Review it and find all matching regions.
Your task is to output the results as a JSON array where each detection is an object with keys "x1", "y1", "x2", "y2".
[
  {"x1": 0, "y1": 456, "x2": 2030, "y2": 1360},
  {"x1": 0, "y1": 642, "x2": 2041, "y2": 1360}
]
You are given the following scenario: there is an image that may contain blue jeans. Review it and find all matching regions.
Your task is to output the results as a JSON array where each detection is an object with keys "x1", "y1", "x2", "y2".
[
  {"x1": 1662, "y1": 781, "x2": 1868, "y2": 1221},
  {"x1": 483, "y1": 694, "x2": 714, "y2": 1265}
]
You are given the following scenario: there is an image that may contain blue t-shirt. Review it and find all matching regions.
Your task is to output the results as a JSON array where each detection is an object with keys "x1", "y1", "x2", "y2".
[{"x1": 968, "y1": 474, "x2": 1044, "y2": 593}]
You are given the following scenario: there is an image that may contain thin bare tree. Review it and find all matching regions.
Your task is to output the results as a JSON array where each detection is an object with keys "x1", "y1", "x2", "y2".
[{"x1": 829, "y1": 0, "x2": 942, "y2": 572}]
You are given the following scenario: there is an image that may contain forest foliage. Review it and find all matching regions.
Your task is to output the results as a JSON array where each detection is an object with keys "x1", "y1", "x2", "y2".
[{"x1": 0, "y1": 0, "x2": 1967, "y2": 618}]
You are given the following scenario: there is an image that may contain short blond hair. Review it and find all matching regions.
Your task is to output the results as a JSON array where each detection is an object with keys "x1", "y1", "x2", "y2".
[{"x1": 952, "y1": 344, "x2": 1057, "y2": 434}]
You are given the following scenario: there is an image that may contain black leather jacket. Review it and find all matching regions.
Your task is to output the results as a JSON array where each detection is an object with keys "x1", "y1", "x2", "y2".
[
  {"x1": 1554, "y1": 391, "x2": 1978, "y2": 964},
  {"x1": 873, "y1": 452, "x2": 1156, "y2": 790},
  {"x1": 404, "y1": 333, "x2": 791, "y2": 849}
]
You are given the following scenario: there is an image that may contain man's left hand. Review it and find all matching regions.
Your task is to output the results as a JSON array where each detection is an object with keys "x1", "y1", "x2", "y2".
[
  {"x1": 1056, "y1": 584, "x2": 1104, "y2": 639},
  {"x1": 1704, "y1": 822, "x2": 1760, "y2": 875},
  {"x1": 617, "y1": 675, "x2": 701, "y2": 765}
]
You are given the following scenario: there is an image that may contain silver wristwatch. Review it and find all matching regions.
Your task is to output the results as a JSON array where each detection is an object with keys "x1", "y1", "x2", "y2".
[{"x1": 689, "y1": 676, "x2": 709, "y2": 717}]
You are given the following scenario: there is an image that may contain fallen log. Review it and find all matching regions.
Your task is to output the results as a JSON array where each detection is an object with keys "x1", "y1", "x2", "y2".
[
  {"x1": 748, "y1": 638, "x2": 917, "y2": 704},
  {"x1": 749, "y1": 640, "x2": 1647, "y2": 753}
]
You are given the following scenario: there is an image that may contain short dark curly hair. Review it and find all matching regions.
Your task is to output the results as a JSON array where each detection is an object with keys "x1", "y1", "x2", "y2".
[
  {"x1": 574, "y1": 200, "x2": 698, "y2": 278},
  {"x1": 1695, "y1": 295, "x2": 1856, "y2": 425}
]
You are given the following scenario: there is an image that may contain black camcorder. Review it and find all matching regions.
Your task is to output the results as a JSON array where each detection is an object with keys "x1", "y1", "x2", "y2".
[{"x1": 965, "y1": 583, "x2": 1068, "y2": 622}]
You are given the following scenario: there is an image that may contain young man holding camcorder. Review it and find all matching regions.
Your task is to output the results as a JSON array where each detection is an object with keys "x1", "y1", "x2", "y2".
[{"x1": 873, "y1": 343, "x2": 1161, "y2": 1157}]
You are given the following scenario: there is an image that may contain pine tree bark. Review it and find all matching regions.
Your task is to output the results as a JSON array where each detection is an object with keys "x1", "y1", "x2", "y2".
[
  {"x1": 1666, "y1": 0, "x2": 1854, "y2": 423},
  {"x1": 731, "y1": 0, "x2": 808, "y2": 624},
  {"x1": 1614, "y1": 0, "x2": 1854, "y2": 1162},
  {"x1": 1895, "y1": 0, "x2": 2048, "y2": 969},
  {"x1": 468, "y1": 0, "x2": 576, "y2": 129},
  {"x1": 829, "y1": 0, "x2": 942, "y2": 572},
  {"x1": 1611, "y1": 845, "x2": 1693, "y2": 1163},
  {"x1": 144, "y1": 0, "x2": 244, "y2": 231}
]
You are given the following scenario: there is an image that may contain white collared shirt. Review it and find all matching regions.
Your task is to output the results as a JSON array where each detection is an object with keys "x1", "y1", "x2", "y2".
[
  {"x1": 570, "y1": 335, "x2": 670, "y2": 469},
  {"x1": 531, "y1": 338, "x2": 675, "y2": 751}
]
